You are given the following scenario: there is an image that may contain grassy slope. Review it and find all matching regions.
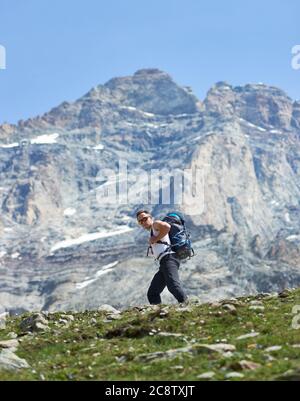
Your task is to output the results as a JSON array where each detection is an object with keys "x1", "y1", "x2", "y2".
[{"x1": 1, "y1": 288, "x2": 300, "y2": 381}]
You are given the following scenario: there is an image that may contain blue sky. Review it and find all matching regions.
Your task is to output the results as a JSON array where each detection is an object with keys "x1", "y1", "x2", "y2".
[{"x1": 0, "y1": 0, "x2": 299, "y2": 124}]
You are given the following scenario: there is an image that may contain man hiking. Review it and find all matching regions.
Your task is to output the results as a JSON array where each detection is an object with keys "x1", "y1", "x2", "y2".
[{"x1": 136, "y1": 209, "x2": 188, "y2": 305}]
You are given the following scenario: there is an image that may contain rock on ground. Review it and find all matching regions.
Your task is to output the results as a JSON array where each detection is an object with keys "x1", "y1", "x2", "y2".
[
  {"x1": 0, "y1": 349, "x2": 30, "y2": 371},
  {"x1": 19, "y1": 313, "x2": 49, "y2": 333}
]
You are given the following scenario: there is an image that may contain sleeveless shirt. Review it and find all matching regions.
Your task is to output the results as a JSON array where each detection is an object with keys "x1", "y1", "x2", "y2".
[{"x1": 150, "y1": 224, "x2": 175, "y2": 262}]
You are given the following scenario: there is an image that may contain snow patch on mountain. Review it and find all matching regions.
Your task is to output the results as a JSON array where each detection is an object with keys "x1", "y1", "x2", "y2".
[
  {"x1": 50, "y1": 226, "x2": 133, "y2": 253},
  {"x1": 63, "y1": 208, "x2": 77, "y2": 217},
  {"x1": 93, "y1": 144, "x2": 104, "y2": 150},
  {"x1": 0, "y1": 142, "x2": 19, "y2": 148},
  {"x1": 75, "y1": 261, "x2": 119, "y2": 290},
  {"x1": 31, "y1": 133, "x2": 59, "y2": 145}
]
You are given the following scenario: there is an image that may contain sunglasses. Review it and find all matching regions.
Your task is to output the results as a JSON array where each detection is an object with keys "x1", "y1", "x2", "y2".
[{"x1": 138, "y1": 216, "x2": 149, "y2": 224}]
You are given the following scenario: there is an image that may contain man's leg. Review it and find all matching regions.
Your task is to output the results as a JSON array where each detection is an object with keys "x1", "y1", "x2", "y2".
[
  {"x1": 160, "y1": 254, "x2": 187, "y2": 303},
  {"x1": 147, "y1": 270, "x2": 166, "y2": 304}
]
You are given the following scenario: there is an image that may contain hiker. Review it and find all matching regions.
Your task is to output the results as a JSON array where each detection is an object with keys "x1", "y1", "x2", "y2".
[{"x1": 136, "y1": 210, "x2": 188, "y2": 305}]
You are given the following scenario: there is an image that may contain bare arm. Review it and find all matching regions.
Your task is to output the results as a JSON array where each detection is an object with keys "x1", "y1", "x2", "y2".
[{"x1": 149, "y1": 220, "x2": 171, "y2": 244}]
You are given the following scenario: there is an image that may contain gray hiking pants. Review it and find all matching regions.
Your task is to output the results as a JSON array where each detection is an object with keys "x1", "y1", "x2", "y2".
[{"x1": 147, "y1": 253, "x2": 187, "y2": 304}]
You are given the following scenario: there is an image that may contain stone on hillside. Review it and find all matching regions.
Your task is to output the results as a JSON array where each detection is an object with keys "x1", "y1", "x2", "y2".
[
  {"x1": 249, "y1": 300, "x2": 264, "y2": 306},
  {"x1": 264, "y1": 345, "x2": 282, "y2": 352},
  {"x1": 98, "y1": 305, "x2": 120, "y2": 314},
  {"x1": 230, "y1": 360, "x2": 262, "y2": 371},
  {"x1": 143, "y1": 305, "x2": 161, "y2": 313},
  {"x1": 221, "y1": 298, "x2": 243, "y2": 307},
  {"x1": 276, "y1": 369, "x2": 300, "y2": 381},
  {"x1": 134, "y1": 343, "x2": 236, "y2": 363},
  {"x1": 62, "y1": 314, "x2": 74, "y2": 322},
  {"x1": 223, "y1": 352, "x2": 235, "y2": 358},
  {"x1": 7, "y1": 332, "x2": 18, "y2": 339},
  {"x1": 236, "y1": 332, "x2": 260, "y2": 340},
  {"x1": 263, "y1": 294, "x2": 278, "y2": 301},
  {"x1": 170, "y1": 365, "x2": 184, "y2": 370},
  {"x1": 186, "y1": 296, "x2": 201, "y2": 304},
  {"x1": 58, "y1": 319, "x2": 70, "y2": 326},
  {"x1": 0, "y1": 349, "x2": 30, "y2": 370},
  {"x1": 176, "y1": 306, "x2": 192, "y2": 312},
  {"x1": 225, "y1": 372, "x2": 244, "y2": 379},
  {"x1": 0, "y1": 339, "x2": 19, "y2": 351},
  {"x1": 249, "y1": 305, "x2": 265, "y2": 311},
  {"x1": 222, "y1": 304, "x2": 237, "y2": 315},
  {"x1": 278, "y1": 289, "x2": 292, "y2": 298},
  {"x1": 157, "y1": 332, "x2": 185, "y2": 338},
  {"x1": 134, "y1": 348, "x2": 186, "y2": 363},
  {"x1": 210, "y1": 302, "x2": 222, "y2": 308},
  {"x1": 263, "y1": 354, "x2": 275, "y2": 362},
  {"x1": 115, "y1": 355, "x2": 127, "y2": 363},
  {"x1": 199, "y1": 343, "x2": 236, "y2": 353},
  {"x1": 35, "y1": 322, "x2": 49, "y2": 332},
  {"x1": 106, "y1": 314, "x2": 122, "y2": 320},
  {"x1": 19, "y1": 313, "x2": 49, "y2": 333},
  {"x1": 197, "y1": 371, "x2": 215, "y2": 379},
  {"x1": 159, "y1": 308, "x2": 169, "y2": 316}
]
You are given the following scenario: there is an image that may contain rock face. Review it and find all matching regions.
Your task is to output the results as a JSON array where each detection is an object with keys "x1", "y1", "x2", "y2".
[
  {"x1": 1, "y1": 68, "x2": 300, "y2": 312},
  {"x1": 204, "y1": 81, "x2": 295, "y2": 129},
  {"x1": 104, "y1": 69, "x2": 200, "y2": 116}
]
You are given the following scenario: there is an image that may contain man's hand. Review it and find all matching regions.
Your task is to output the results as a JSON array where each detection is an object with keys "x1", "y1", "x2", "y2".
[{"x1": 149, "y1": 236, "x2": 157, "y2": 245}]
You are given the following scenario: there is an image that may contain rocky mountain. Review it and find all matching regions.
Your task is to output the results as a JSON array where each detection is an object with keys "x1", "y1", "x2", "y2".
[{"x1": 1, "y1": 68, "x2": 300, "y2": 313}]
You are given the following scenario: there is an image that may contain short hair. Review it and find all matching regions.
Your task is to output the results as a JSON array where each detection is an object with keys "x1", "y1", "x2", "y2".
[{"x1": 136, "y1": 209, "x2": 151, "y2": 219}]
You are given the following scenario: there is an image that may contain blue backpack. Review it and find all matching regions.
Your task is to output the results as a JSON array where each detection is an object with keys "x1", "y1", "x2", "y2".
[{"x1": 162, "y1": 212, "x2": 195, "y2": 260}]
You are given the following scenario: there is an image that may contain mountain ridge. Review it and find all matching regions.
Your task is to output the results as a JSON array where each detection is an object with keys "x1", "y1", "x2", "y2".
[{"x1": 1, "y1": 68, "x2": 299, "y2": 140}]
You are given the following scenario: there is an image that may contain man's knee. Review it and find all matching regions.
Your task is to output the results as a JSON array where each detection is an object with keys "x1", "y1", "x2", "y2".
[
  {"x1": 166, "y1": 280, "x2": 181, "y2": 294},
  {"x1": 165, "y1": 280, "x2": 187, "y2": 303}
]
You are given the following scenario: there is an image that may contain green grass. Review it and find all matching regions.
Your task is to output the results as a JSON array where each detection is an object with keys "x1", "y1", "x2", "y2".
[{"x1": 1, "y1": 289, "x2": 300, "y2": 381}]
